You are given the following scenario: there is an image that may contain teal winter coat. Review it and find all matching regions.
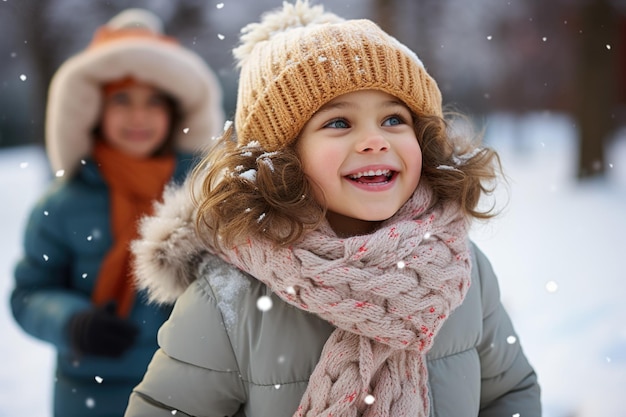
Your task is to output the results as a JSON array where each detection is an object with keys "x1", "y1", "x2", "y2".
[{"x1": 11, "y1": 153, "x2": 195, "y2": 417}]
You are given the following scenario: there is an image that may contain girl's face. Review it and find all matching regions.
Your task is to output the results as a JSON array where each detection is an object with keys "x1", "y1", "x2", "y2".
[
  {"x1": 297, "y1": 89, "x2": 422, "y2": 237},
  {"x1": 101, "y1": 82, "x2": 171, "y2": 158}
]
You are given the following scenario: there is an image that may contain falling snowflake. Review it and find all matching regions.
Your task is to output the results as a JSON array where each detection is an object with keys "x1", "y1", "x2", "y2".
[
  {"x1": 364, "y1": 395, "x2": 375, "y2": 405},
  {"x1": 545, "y1": 281, "x2": 558, "y2": 293},
  {"x1": 55, "y1": 169, "x2": 65, "y2": 178},
  {"x1": 506, "y1": 335, "x2": 517, "y2": 344},
  {"x1": 257, "y1": 295, "x2": 273, "y2": 311},
  {"x1": 95, "y1": 376, "x2": 103, "y2": 383},
  {"x1": 85, "y1": 398, "x2": 95, "y2": 408}
]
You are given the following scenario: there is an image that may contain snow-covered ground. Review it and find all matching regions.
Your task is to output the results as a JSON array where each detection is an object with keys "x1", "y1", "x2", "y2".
[
  {"x1": 0, "y1": 145, "x2": 55, "y2": 416},
  {"x1": 1, "y1": 112, "x2": 625, "y2": 416}
]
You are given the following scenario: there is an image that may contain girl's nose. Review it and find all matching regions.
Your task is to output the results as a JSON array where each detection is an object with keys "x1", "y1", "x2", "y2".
[
  {"x1": 357, "y1": 132, "x2": 390, "y2": 153},
  {"x1": 129, "y1": 105, "x2": 149, "y2": 123}
]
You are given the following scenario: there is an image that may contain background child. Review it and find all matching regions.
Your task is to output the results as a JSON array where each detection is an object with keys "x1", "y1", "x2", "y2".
[
  {"x1": 125, "y1": 1, "x2": 541, "y2": 416},
  {"x1": 10, "y1": 8, "x2": 224, "y2": 417}
]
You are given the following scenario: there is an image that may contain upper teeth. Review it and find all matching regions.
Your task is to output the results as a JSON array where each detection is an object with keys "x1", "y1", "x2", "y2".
[{"x1": 349, "y1": 169, "x2": 391, "y2": 179}]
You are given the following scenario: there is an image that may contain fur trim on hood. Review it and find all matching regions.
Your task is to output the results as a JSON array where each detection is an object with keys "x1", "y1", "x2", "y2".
[
  {"x1": 131, "y1": 179, "x2": 207, "y2": 304},
  {"x1": 46, "y1": 8, "x2": 224, "y2": 177}
]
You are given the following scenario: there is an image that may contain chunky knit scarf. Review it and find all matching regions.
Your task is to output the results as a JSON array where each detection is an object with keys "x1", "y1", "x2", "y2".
[{"x1": 221, "y1": 183, "x2": 471, "y2": 417}]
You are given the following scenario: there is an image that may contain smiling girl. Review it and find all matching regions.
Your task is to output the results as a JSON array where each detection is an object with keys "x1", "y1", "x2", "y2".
[
  {"x1": 10, "y1": 8, "x2": 224, "y2": 417},
  {"x1": 125, "y1": 2, "x2": 541, "y2": 416}
]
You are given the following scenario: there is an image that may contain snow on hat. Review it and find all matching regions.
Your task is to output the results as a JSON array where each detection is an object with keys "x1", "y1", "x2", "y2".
[
  {"x1": 45, "y1": 8, "x2": 225, "y2": 177},
  {"x1": 233, "y1": 0, "x2": 442, "y2": 151}
]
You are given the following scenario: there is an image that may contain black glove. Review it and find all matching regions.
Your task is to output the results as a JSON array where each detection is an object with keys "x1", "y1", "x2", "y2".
[{"x1": 68, "y1": 301, "x2": 139, "y2": 358}]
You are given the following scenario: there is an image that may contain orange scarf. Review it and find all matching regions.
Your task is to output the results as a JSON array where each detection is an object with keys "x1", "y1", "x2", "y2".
[{"x1": 92, "y1": 141, "x2": 175, "y2": 317}]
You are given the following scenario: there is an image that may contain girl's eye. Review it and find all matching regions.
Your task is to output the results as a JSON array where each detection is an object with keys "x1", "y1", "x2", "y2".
[
  {"x1": 382, "y1": 115, "x2": 405, "y2": 126},
  {"x1": 324, "y1": 118, "x2": 350, "y2": 129},
  {"x1": 148, "y1": 95, "x2": 168, "y2": 107},
  {"x1": 108, "y1": 93, "x2": 130, "y2": 105}
]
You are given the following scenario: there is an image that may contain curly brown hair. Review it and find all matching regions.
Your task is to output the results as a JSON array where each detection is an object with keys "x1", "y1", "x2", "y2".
[{"x1": 192, "y1": 112, "x2": 502, "y2": 248}]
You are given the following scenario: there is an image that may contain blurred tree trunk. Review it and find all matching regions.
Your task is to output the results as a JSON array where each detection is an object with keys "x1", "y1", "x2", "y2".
[
  {"x1": 370, "y1": 0, "x2": 441, "y2": 91},
  {"x1": 575, "y1": 0, "x2": 619, "y2": 179},
  {"x1": 11, "y1": 1, "x2": 62, "y2": 146},
  {"x1": 372, "y1": 0, "x2": 393, "y2": 34}
]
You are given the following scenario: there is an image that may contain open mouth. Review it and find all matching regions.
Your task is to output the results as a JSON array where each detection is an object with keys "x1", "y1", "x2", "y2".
[{"x1": 347, "y1": 169, "x2": 396, "y2": 185}]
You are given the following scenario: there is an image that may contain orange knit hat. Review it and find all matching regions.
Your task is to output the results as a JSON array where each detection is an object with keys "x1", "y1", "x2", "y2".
[{"x1": 233, "y1": 0, "x2": 442, "y2": 151}]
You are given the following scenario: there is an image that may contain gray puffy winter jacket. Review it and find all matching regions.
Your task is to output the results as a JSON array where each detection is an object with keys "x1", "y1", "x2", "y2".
[{"x1": 124, "y1": 185, "x2": 541, "y2": 417}]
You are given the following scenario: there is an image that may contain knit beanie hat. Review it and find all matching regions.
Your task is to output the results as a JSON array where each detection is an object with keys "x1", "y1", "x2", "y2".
[
  {"x1": 46, "y1": 8, "x2": 225, "y2": 177},
  {"x1": 233, "y1": 0, "x2": 442, "y2": 151}
]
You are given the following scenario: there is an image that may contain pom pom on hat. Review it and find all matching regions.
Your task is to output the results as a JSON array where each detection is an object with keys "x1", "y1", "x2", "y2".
[
  {"x1": 233, "y1": 0, "x2": 343, "y2": 66},
  {"x1": 87, "y1": 8, "x2": 176, "y2": 50},
  {"x1": 106, "y1": 8, "x2": 164, "y2": 32},
  {"x1": 233, "y1": 0, "x2": 442, "y2": 152}
]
